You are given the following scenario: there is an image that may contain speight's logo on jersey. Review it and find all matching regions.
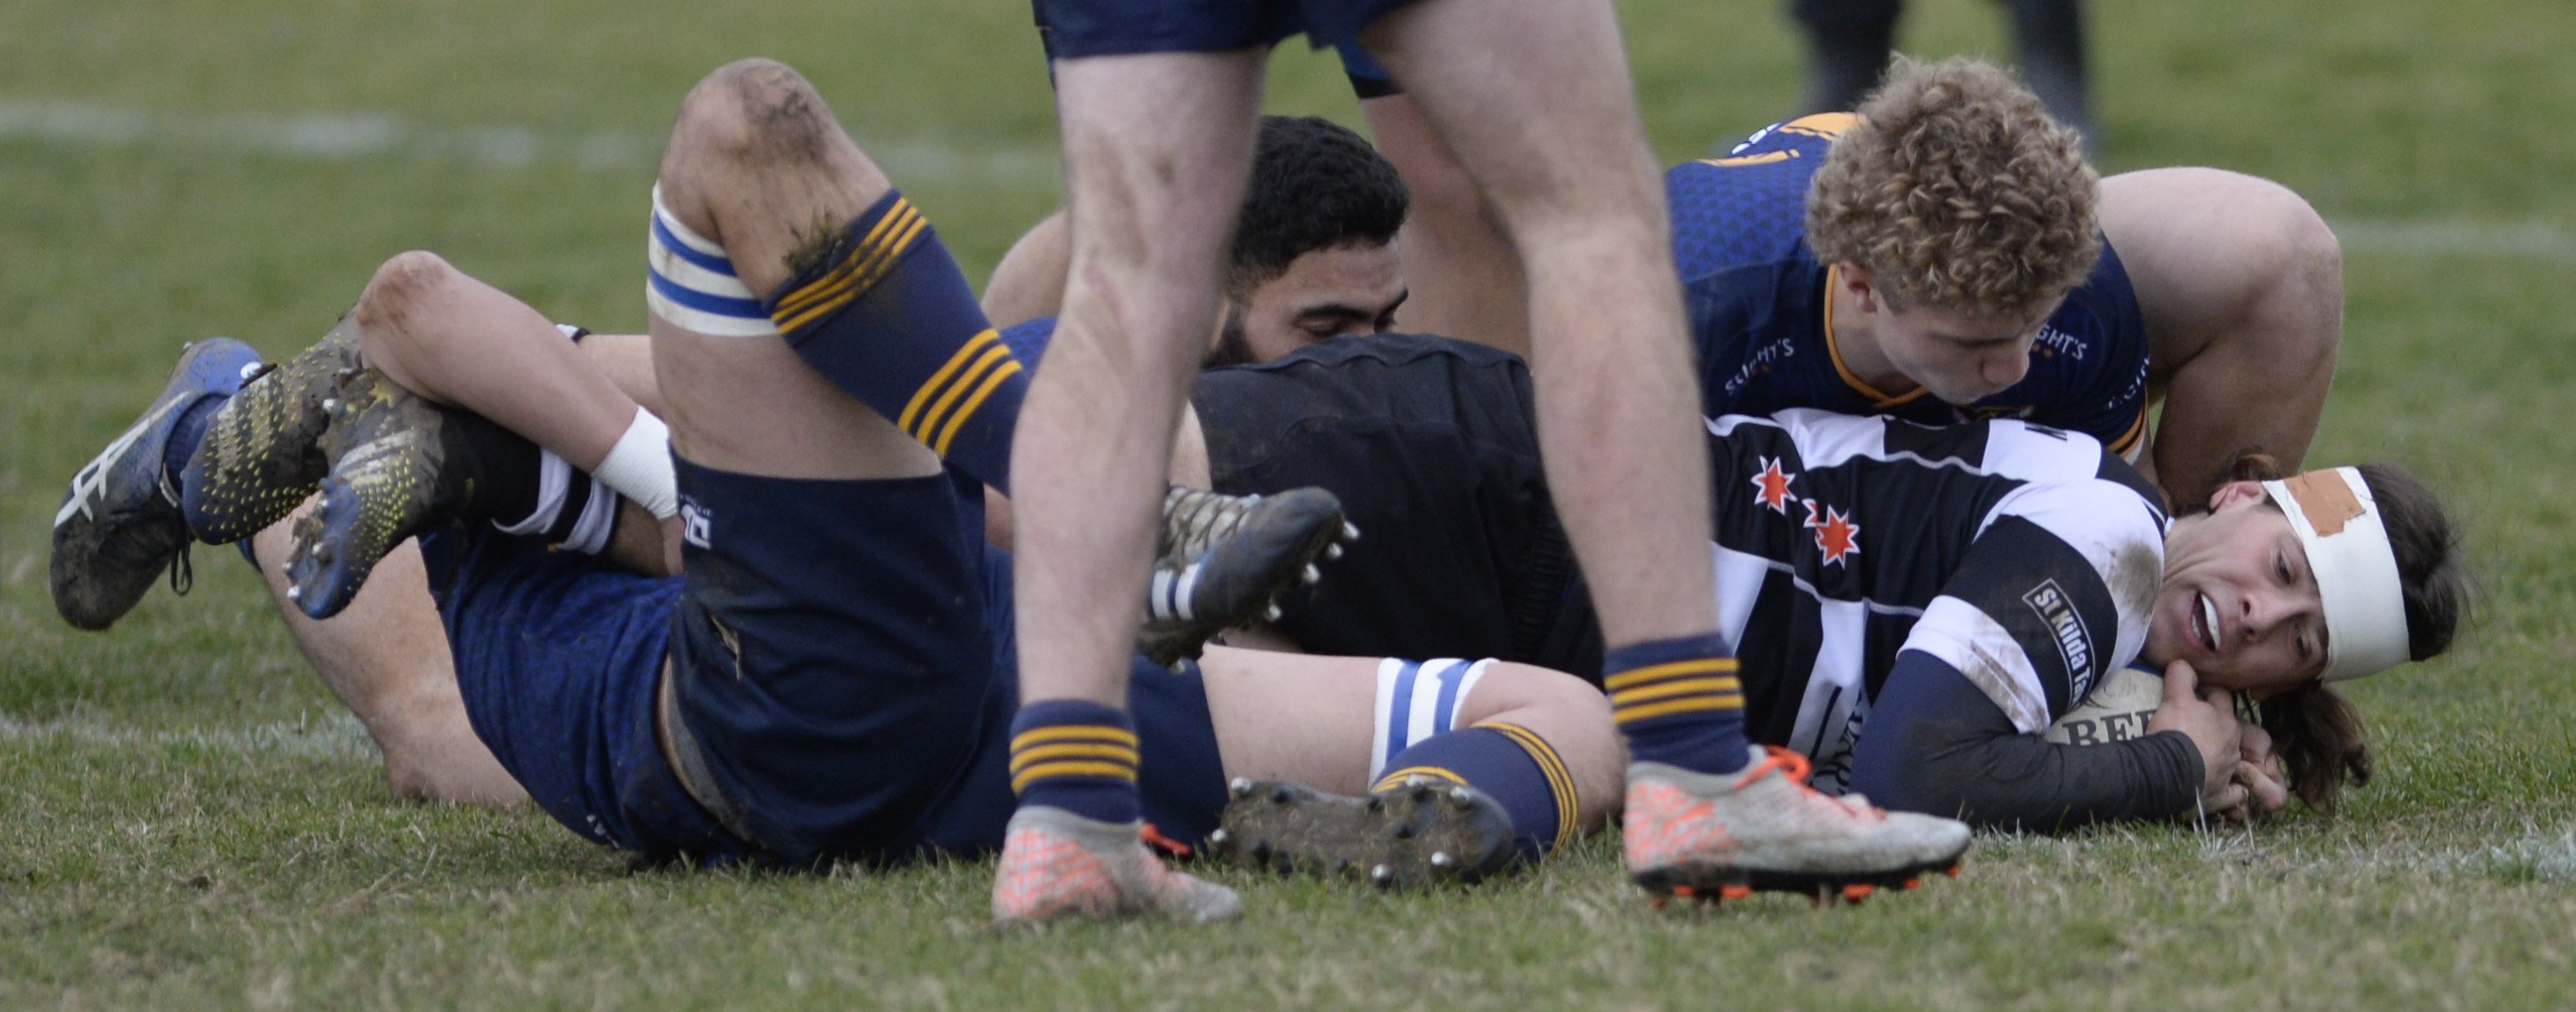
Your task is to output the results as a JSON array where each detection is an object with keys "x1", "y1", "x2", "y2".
[
  {"x1": 1721, "y1": 337, "x2": 1798, "y2": 396},
  {"x1": 2021, "y1": 579, "x2": 2096, "y2": 694},
  {"x1": 2034, "y1": 324, "x2": 2085, "y2": 361}
]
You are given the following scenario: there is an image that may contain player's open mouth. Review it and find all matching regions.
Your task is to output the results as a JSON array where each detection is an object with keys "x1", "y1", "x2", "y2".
[{"x1": 2192, "y1": 592, "x2": 2223, "y2": 653}]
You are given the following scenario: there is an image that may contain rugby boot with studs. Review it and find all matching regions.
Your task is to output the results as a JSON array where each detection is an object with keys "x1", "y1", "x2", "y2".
[
  {"x1": 1138, "y1": 485, "x2": 1357, "y2": 668},
  {"x1": 181, "y1": 319, "x2": 365, "y2": 544},
  {"x1": 49, "y1": 337, "x2": 266, "y2": 630},
  {"x1": 281, "y1": 366, "x2": 523, "y2": 620},
  {"x1": 1208, "y1": 775, "x2": 1518, "y2": 888},
  {"x1": 1626, "y1": 746, "x2": 1971, "y2": 907},
  {"x1": 991, "y1": 805, "x2": 1243, "y2": 926}
]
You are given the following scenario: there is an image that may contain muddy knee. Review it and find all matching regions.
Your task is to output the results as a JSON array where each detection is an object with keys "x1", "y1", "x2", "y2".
[
  {"x1": 664, "y1": 58, "x2": 840, "y2": 184},
  {"x1": 351, "y1": 250, "x2": 463, "y2": 363}
]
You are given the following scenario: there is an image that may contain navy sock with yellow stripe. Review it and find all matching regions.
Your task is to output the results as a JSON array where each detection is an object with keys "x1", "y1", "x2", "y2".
[
  {"x1": 1375, "y1": 722, "x2": 1577, "y2": 859},
  {"x1": 1605, "y1": 632, "x2": 1750, "y2": 774},
  {"x1": 764, "y1": 190, "x2": 1027, "y2": 494},
  {"x1": 1008, "y1": 699, "x2": 1140, "y2": 825}
]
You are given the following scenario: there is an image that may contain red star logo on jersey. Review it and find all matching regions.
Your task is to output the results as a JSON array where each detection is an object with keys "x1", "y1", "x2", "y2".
[
  {"x1": 1749, "y1": 457, "x2": 1795, "y2": 515},
  {"x1": 1802, "y1": 499, "x2": 1862, "y2": 566}
]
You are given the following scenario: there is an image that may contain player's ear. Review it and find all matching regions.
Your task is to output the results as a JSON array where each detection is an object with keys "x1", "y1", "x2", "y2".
[
  {"x1": 1838, "y1": 261, "x2": 1881, "y2": 313},
  {"x1": 2208, "y1": 479, "x2": 2267, "y2": 511}
]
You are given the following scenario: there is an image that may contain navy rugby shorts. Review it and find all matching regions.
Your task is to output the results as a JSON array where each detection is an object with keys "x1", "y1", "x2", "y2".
[
  {"x1": 1033, "y1": 0, "x2": 1420, "y2": 59},
  {"x1": 660, "y1": 456, "x2": 1225, "y2": 866},
  {"x1": 427, "y1": 461, "x2": 1227, "y2": 868},
  {"x1": 423, "y1": 527, "x2": 741, "y2": 864}
]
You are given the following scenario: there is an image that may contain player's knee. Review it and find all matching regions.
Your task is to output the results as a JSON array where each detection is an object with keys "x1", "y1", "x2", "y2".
[
  {"x1": 2247, "y1": 182, "x2": 2344, "y2": 363},
  {"x1": 352, "y1": 251, "x2": 459, "y2": 354},
  {"x1": 2281, "y1": 201, "x2": 2344, "y2": 337},
  {"x1": 669, "y1": 58, "x2": 835, "y2": 173},
  {"x1": 1471, "y1": 661, "x2": 1623, "y2": 819}
]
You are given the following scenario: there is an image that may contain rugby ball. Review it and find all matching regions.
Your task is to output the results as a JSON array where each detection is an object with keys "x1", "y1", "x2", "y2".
[{"x1": 2043, "y1": 665, "x2": 2164, "y2": 745}]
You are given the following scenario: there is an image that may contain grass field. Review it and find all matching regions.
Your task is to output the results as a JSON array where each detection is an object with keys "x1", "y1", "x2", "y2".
[{"x1": 5, "y1": 0, "x2": 2575, "y2": 1007}]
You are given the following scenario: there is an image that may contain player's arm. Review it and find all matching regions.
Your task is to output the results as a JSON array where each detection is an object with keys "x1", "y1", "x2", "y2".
[
  {"x1": 1847, "y1": 650, "x2": 2203, "y2": 828},
  {"x1": 980, "y1": 209, "x2": 1070, "y2": 329},
  {"x1": 2101, "y1": 168, "x2": 2341, "y2": 507},
  {"x1": 1843, "y1": 488, "x2": 2232, "y2": 828}
]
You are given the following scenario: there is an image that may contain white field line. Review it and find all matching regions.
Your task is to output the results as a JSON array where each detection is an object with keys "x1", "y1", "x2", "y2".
[
  {"x1": 7, "y1": 99, "x2": 2570, "y2": 260},
  {"x1": 0, "y1": 99, "x2": 1061, "y2": 188},
  {"x1": 0, "y1": 709, "x2": 379, "y2": 761},
  {"x1": 9, "y1": 100, "x2": 2572, "y2": 257},
  {"x1": 2331, "y1": 218, "x2": 2576, "y2": 261}
]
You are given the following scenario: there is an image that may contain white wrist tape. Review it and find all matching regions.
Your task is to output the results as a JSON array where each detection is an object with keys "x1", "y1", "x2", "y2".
[{"x1": 593, "y1": 409, "x2": 678, "y2": 521}]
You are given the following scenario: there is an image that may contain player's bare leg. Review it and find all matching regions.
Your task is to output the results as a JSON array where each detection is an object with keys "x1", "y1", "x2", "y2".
[
  {"x1": 1199, "y1": 648, "x2": 1620, "y2": 886},
  {"x1": 998, "y1": 51, "x2": 1269, "y2": 923},
  {"x1": 1359, "y1": 0, "x2": 1970, "y2": 900},
  {"x1": 1361, "y1": 1, "x2": 1711, "y2": 653},
  {"x1": 247, "y1": 519, "x2": 526, "y2": 806},
  {"x1": 655, "y1": 59, "x2": 1243, "y2": 924},
  {"x1": 253, "y1": 254, "x2": 684, "y2": 615},
  {"x1": 1356, "y1": 94, "x2": 1529, "y2": 358},
  {"x1": 351, "y1": 253, "x2": 641, "y2": 473}
]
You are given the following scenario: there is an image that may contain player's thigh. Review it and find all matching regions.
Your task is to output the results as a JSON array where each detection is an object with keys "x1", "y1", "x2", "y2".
[
  {"x1": 1050, "y1": 52, "x2": 1266, "y2": 279},
  {"x1": 1356, "y1": 0, "x2": 1659, "y2": 215},
  {"x1": 1201, "y1": 647, "x2": 1613, "y2": 798},
  {"x1": 1200, "y1": 646, "x2": 1380, "y2": 794}
]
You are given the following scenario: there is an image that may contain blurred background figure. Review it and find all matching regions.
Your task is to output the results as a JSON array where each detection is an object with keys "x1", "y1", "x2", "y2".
[{"x1": 1788, "y1": 0, "x2": 2097, "y2": 152}]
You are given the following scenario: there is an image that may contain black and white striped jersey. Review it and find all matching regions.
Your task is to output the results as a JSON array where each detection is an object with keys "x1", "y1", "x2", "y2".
[{"x1": 1707, "y1": 409, "x2": 2169, "y2": 793}]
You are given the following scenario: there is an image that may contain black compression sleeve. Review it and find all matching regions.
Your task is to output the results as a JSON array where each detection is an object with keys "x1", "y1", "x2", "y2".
[{"x1": 1848, "y1": 650, "x2": 2203, "y2": 830}]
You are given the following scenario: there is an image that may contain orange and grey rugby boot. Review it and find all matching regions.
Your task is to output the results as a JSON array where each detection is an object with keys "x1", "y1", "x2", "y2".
[
  {"x1": 49, "y1": 337, "x2": 266, "y2": 630},
  {"x1": 280, "y1": 367, "x2": 522, "y2": 620},
  {"x1": 1207, "y1": 775, "x2": 1518, "y2": 888},
  {"x1": 1137, "y1": 485, "x2": 1357, "y2": 668},
  {"x1": 1626, "y1": 746, "x2": 1971, "y2": 906},
  {"x1": 991, "y1": 806, "x2": 1243, "y2": 926},
  {"x1": 181, "y1": 319, "x2": 364, "y2": 544}
]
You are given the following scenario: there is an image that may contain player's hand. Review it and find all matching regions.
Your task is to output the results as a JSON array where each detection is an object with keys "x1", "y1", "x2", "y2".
[
  {"x1": 2235, "y1": 721, "x2": 2290, "y2": 814},
  {"x1": 2145, "y1": 660, "x2": 2242, "y2": 812}
]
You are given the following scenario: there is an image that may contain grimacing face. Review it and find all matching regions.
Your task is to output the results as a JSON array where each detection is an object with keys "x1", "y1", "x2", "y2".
[
  {"x1": 1215, "y1": 241, "x2": 1407, "y2": 366},
  {"x1": 2145, "y1": 480, "x2": 2331, "y2": 699}
]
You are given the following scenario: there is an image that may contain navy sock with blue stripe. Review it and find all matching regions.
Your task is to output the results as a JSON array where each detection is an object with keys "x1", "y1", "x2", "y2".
[
  {"x1": 1008, "y1": 699, "x2": 1140, "y2": 826},
  {"x1": 162, "y1": 396, "x2": 224, "y2": 494},
  {"x1": 1605, "y1": 632, "x2": 1750, "y2": 774},
  {"x1": 1377, "y1": 723, "x2": 1577, "y2": 859},
  {"x1": 763, "y1": 190, "x2": 1027, "y2": 494}
]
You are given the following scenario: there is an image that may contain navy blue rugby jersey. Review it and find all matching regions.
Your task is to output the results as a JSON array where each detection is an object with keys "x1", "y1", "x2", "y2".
[
  {"x1": 1708, "y1": 410, "x2": 2168, "y2": 793},
  {"x1": 1668, "y1": 114, "x2": 2151, "y2": 458}
]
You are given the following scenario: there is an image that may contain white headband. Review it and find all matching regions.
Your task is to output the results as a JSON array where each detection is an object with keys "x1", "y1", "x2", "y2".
[{"x1": 2261, "y1": 468, "x2": 2410, "y2": 682}]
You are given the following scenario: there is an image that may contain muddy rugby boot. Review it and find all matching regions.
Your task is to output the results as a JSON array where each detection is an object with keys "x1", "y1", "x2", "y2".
[
  {"x1": 1139, "y1": 486, "x2": 1356, "y2": 668},
  {"x1": 49, "y1": 337, "x2": 265, "y2": 630}
]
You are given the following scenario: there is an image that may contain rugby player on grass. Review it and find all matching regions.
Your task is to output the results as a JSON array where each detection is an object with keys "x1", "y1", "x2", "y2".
[
  {"x1": 1351, "y1": 55, "x2": 2345, "y2": 510},
  {"x1": 49, "y1": 59, "x2": 1656, "y2": 914},
  {"x1": 981, "y1": 57, "x2": 2359, "y2": 678}
]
